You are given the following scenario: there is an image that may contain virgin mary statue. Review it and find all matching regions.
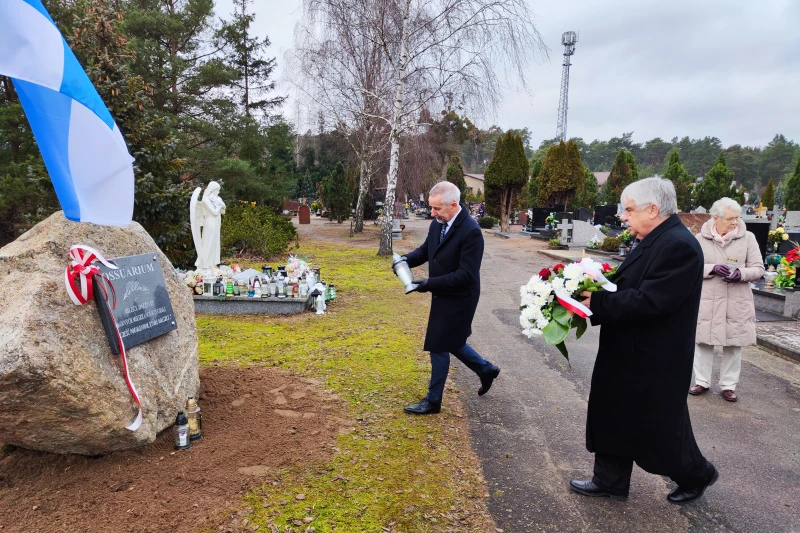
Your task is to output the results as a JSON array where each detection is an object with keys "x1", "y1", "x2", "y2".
[{"x1": 190, "y1": 182, "x2": 226, "y2": 271}]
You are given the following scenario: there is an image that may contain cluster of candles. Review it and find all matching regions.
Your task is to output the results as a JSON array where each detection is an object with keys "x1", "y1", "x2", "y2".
[{"x1": 193, "y1": 265, "x2": 337, "y2": 302}]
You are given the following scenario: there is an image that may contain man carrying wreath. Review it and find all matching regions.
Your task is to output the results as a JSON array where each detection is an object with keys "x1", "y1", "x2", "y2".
[{"x1": 570, "y1": 177, "x2": 718, "y2": 504}]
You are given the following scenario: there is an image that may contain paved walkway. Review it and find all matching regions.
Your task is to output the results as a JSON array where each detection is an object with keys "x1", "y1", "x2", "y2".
[{"x1": 401, "y1": 219, "x2": 800, "y2": 533}]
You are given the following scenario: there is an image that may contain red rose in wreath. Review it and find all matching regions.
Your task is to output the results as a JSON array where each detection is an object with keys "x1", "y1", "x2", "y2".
[
  {"x1": 539, "y1": 267, "x2": 552, "y2": 279},
  {"x1": 553, "y1": 263, "x2": 565, "y2": 273}
]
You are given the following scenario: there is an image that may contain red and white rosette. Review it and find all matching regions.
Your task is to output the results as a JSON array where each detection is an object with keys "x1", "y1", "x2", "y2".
[{"x1": 65, "y1": 245, "x2": 143, "y2": 431}]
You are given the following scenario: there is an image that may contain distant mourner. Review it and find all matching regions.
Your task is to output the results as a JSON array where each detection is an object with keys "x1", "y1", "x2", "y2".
[
  {"x1": 690, "y1": 197, "x2": 764, "y2": 402},
  {"x1": 571, "y1": 177, "x2": 718, "y2": 504},
  {"x1": 399, "y1": 181, "x2": 500, "y2": 415}
]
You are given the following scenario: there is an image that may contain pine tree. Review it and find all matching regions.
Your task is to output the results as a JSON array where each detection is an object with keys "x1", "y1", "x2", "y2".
[
  {"x1": 320, "y1": 162, "x2": 351, "y2": 223},
  {"x1": 762, "y1": 178, "x2": 775, "y2": 209},
  {"x1": 663, "y1": 150, "x2": 693, "y2": 212},
  {"x1": 446, "y1": 155, "x2": 468, "y2": 202},
  {"x1": 484, "y1": 132, "x2": 529, "y2": 232},
  {"x1": 218, "y1": 0, "x2": 285, "y2": 116},
  {"x1": 786, "y1": 159, "x2": 800, "y2": 210},
  {"x1": 536, "y1": 140, "x2": 585, "y2": 208},
  {"x1": 72, "y1": 0, "x2": 194, "y2": 265},
  {"x1": 694, "y1": 153, "x2": 738, "y2": 209},
  {"x1": 604, "y1": 150, "x2": 639, "y2": 204}
]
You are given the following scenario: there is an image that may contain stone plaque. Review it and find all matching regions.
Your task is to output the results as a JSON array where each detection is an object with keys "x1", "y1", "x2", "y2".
[{"x1": 93, "y1": 253, "x2": 177, "y2": 354}]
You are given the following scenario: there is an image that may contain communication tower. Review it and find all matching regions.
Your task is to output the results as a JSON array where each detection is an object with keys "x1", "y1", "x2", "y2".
[{"x1": 555, "y1": 31, "x2": 578, "y2": 141}]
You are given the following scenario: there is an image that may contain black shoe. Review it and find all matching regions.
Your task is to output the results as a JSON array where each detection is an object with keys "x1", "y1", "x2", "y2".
[
  {"x1": 478, "y1": 365, "x2": 501, "y2": 396},
  {"x1": 569, "y1": 479, "x2": 628, "y2": 501},
  {"x1": 403, "y1": 398, "x2": 441, "y2": 415},
  {"x1": 667, "y1": 466, "x2": 719, "y2": 504}
]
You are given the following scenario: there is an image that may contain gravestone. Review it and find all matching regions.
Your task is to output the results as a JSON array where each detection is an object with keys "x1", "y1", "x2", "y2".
[
  {"x1": 556, "y1": 212, "x2": 574, "y2": 244},
  {"x1": 298, "y1": 204, "x2": 311, "y2": 224},
  {"x1": 518, "y1": 212, "x2": 529, "y2": 226},
  {"x1": 778, "y1": 232, "x2": 800, "y2": 254},
  {"x1": 575, "y1": 207, "x2": 592, "y2": 222},
  {"x1": 784, "y1": 211, "x2": 800, "y2": 231},
  {"x1": 571, "y1": 220, "x2": 602, "y2": 247},
  {"x1": 745, "y1": 220, "x2": 770, "y2": 260},
  {"x1": 529, "y1": 208, "x2": 552, "y2": 227},
  {"x1": 693, "y1": 206, "x2": 707, "y2": 214},
  {"x1": 594, "y1": 205, "x2": 619, "y2": 226},
  {"x1": 392, "y1": 218, "x2": 402, "y2": 240}
]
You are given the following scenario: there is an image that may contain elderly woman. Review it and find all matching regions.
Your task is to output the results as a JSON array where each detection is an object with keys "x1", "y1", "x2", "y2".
[{"x1": 689, "y1": 197, "x2": 764, "y2": 402}]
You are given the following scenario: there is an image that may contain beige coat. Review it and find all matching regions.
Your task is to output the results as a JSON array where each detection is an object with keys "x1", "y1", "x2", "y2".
[{"x1": 695, "y1": 219, "x2": 764, "y2": 346}]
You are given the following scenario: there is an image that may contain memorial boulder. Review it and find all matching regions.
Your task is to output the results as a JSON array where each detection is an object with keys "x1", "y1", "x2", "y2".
[{"x1": 0, "y1": 212, "x2": 199, "y2": 455}]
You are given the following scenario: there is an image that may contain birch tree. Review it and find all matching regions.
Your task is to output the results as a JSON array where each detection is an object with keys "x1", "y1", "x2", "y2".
[
  {"x1": 293, "y1": 0, "x2": 546, "y2": 253},
  {"x1": 370, "y1": 0, "x2": 547, "y2": 254},
  {"x1": 290, "y1": 0, "x2": 393, "y2": 233}
]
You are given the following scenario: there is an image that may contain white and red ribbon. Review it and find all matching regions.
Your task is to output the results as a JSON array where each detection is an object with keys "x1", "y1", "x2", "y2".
[
  {"x1": 65, "y1": 244, "x2": 142, "y2": 431},
  {"x1": 556, "y1": 292, "x2": 593, "y2": 318},
  {"x1": 553, "y1": 260, "x2": 619, "y2": 319}
]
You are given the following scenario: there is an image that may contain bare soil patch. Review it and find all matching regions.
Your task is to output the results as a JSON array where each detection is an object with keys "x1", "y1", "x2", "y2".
[{"x1": 0, "y1": 365, "x2": 348, "y2": 533}]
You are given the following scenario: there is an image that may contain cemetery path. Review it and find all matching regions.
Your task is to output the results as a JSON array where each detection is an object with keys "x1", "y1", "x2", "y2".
[{"x1": 430, "y1": 222, "x2": 800, "y2": 533}]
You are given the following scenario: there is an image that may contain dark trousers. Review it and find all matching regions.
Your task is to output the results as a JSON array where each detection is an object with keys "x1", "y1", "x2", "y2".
[
  {"x1": 425, "y1": 344, "x2": 493, "y2": 403},
  {"x1": 592, "y1": 453, "x2": 714, "y2": 496}
]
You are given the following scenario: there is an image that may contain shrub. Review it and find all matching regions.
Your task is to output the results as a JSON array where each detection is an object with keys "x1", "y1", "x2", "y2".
[
  {"x1": 221, "y1": 202, "x2": 299, "y2": 259},
  {"x1": 548, "y1": 238, "x2": 561, "y2": 247},
  {"x1": 600, "y1": 236, "x2": 622, "y2": 252},
  {"x1": 478, "y1": 216, "x2": 496, "y2": 229}
]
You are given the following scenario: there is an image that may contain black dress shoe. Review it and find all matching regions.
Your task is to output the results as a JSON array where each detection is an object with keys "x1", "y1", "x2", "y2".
[
  {"x1": 403, "y1": 398, "x2": 441, "y2": 415},
  {"x1": 478, "y1": 365, "x2": 501, "y2": 396},
  {"x1": 569, "y1": 479, "x2": 628, "y2": 501},
  {"x1": 667, "y1": 466, "x2": 719, "y2": 504}
]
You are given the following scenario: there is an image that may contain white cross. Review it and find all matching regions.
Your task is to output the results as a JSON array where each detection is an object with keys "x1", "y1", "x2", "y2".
[{"x1": 557, "y1": 218, "x2": 573, "y2": 244}]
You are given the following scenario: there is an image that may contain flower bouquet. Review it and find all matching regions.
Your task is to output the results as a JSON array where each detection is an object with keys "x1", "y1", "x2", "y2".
[
  {"x1": 285, "y1": 255, "x2": 311, "y2": 279},
  {"x1": 775, "y1": 242, "x2": 799, "y2": 288},
  {"x1": 619, "y1": 229, "x2": 632, "y2": 246},
  {"x1": 520, "y1": 258, "x2": 617, "y2": 362},
  {"x1": 768, "y1": 227, "x2": 789, "y2": 245},
  {"x1": 586, "y1": 234, "x2": 604, "y2": 249},
  {"x1": 545, "y1": 212, "x2": 556, "y2": 228}
]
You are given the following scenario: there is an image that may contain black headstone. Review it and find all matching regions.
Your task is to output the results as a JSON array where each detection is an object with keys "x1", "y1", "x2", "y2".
[
  {"x1": 529, "y1": 208, "x2": 551, "y2": 227},
  {"x1": 744, "y1": 221, "x2": 770, "y2": 260},
  {"x1": 575, "y1": 207, "x2": 592, "y2": 222},
  {"x1": 555, "y1": 212, "x2": 573, "y2": 223},
  {"x1": 778, "y1": 233, "x2": 800, "y2": 254},
  {"x1": 594, "y1": 204, "x2": 619, "y2": 226},
  {"x1": 93, "y1": 253, "x2": 178, "y2": 354}
]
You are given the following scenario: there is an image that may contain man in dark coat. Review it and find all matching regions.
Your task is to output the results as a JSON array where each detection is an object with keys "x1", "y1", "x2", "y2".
[
  {"x1": 570, "y1": 177, "x2": 718, "y2": 504},
  {"x1": 400, "y1": 181, "x2": 500, "y2": 415}
]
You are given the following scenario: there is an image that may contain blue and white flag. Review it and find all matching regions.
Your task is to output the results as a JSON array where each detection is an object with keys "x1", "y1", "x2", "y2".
[{"x1": 0, "y1": 0, "x2": 134, "y2": 226}]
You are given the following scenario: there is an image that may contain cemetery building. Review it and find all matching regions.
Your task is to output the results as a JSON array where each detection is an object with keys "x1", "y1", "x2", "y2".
[{"x1": 464, "y1": 173, "x2": 485, "y2": 195}]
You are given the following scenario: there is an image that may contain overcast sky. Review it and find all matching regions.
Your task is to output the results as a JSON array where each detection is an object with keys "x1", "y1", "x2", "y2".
[{"x1": 216, "y1": 0, "x2": 800, "y2": 149}]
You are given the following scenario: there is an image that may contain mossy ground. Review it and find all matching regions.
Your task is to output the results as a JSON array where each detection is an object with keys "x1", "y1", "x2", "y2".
[{"x1": 198, "y1": 235, "x2": 493, "y2": 532}]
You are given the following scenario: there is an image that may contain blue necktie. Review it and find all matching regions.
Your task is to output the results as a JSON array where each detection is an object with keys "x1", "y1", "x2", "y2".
[{"x1": 440, "y1": 223, "x2": 447, "y2": 245}]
